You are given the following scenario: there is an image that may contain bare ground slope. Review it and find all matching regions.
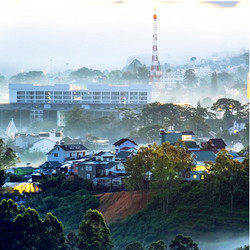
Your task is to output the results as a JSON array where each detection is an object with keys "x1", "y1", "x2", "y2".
[{"x1": 96, "y1": 191, "x2": 151, "y2": 224}]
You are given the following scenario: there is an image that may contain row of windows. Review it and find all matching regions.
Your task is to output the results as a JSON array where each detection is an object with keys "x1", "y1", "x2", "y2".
[{"x1": 17, "y1": 91, "x2": 147, "y2": 96}]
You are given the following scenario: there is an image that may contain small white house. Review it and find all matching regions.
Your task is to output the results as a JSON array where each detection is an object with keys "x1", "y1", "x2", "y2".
[
  {"x1": 94, "y1": 151, "x2": 115, "y2": 161},
  {"x1": 105, "y1": 161, "x2": 125, "y2": 176},
  {"x1": 47, "y1": 143, "x2": 88, "y2": 163},
  {"x1": 29, "y1": 138, "x2": 56, "y2": 153},
  {"x1": 113, "y1": 138, "x2": 138, "y2": 153}
]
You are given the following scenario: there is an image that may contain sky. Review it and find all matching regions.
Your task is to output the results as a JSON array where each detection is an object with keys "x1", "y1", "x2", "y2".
[{"x1": 0, "y1": 0, "x2": 249, "y2": 75}]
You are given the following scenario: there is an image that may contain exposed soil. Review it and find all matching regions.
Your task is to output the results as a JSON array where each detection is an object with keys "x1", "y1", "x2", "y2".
[{"x1": 96, "y1": 191, "x2": 151, "y2": 224}]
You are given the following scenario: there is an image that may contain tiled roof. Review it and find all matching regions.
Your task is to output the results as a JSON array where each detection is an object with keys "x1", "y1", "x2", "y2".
[
  {"x1": 184, "y1": 141, "x2": 200, "y2": 149},
  {"x1": 162, "y1": 133, "x2": 182, "y2": 144},
  {"x1": 182, "y1": 131, "x2": 195, "y2": 135},
  {"x1": 116, "y1": 151, "x2": 133, "y2": 159},
  {"x1": 191, "y1": 151, "x2": 216, "y2": 162},
  {"x1": 113, "y1": 138, "x2": 138, "y2": 146},
  {"x1": 208, "y1": 138, "x2": 226, "y2": 148}
]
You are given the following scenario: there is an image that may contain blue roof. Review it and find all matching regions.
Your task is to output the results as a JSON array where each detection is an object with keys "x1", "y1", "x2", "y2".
[
  {"x1": 192, "y1": 151, "x2": 216, "y2": 162},
  {"x1": 161, "y1": 132, "x2": 182, "y2": 144}
]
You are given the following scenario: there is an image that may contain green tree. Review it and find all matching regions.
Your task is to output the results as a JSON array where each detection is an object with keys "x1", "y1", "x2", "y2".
[
  {"x1": 235, "y1": 246, "x2": 249, "y2": 250},
  {"x1": 126, "y1": 241, "x2": 144, "y2": 250},
  {"x1": 152, "y1": 142, "x2": 193, "y2": 214},
  {"x1": 184, "y1": 69, "x2": 198, "y2": 87},
  {"x1": 108, "y1": 70, "x2": 122, "y2": 83},
  {"x1": 70, "y1": 67, "x2": 105, "y2": 81},
  {"x1": 78, "y1": 209, "x2": 113, "y2": 250},
  {"x1": 211, "y1": 149, "x2": 246, "y2": 212},
  {"x1": 124, "y1": 146, "x2": 156, "y2": 193},
  {"x1": 66, "y1": 232, "x2": 79, "y2": 250},
  {"x1": 10, "y1": 71, "x2": 48, "y2": 84},
  {"x1": 0, "y1": 138, "x2": 18, "y2": 172},
  {"x1": 0, "y1": 199, "x2": 65, "y2": 250},
  {"x1": 148, "y1": 240, "x2": 166, "y2": 250},
  {"x1": 169, "y1": 234, "x2": 199, "y2": 250},
  {"x1": 64, "y1": 105, "x2": 92, "y2": 137}
]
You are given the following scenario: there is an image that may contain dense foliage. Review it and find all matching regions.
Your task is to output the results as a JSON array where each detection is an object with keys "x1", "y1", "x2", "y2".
[
  {"x1": 25, "y1": 176, "x2": 99, "y2": 233},
  {"x1": 110, "y1": 148, "x2": 249, "y2": 249}
]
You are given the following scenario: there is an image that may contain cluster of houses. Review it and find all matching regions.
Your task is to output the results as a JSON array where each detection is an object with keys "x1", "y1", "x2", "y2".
[{"x1": 1, "y1": 127, "x2": 247, "y2": 194}]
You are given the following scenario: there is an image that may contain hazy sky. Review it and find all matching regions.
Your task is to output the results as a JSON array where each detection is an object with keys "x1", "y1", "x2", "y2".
[{"x1": 0, "y1": 0, "x2": 249, "y2": 75}]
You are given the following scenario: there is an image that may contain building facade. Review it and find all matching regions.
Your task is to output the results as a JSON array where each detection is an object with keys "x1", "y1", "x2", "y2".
[{"x1": 9, "y1": 83, "x2": 152, "y2": 105}]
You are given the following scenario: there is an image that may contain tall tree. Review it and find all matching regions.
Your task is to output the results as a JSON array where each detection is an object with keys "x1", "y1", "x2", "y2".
[
  {"x1": 169, "y1": 234, "x2": 199, "y2": 250},
  {"x1": 183, "y1": 69, "x2": 198, "y2": 87},
  {"x1": 211, "y1": 150, "x2": 246, "y2": 212},
  {"x1": 78, "y1": 209, "x2": 113, "y2": 250},
  {"x1": 0, "y1": 138, "x2": 18, "y2": 172},
  {"x1": 148, "y1": 240, "x2": 166, "y2": 250},
  {"x1": 152, "y1": 142, "x2": 193, "y2": 214},
  {"x1": 211, "y1": 72, "x2": 218, "y2": 94}
]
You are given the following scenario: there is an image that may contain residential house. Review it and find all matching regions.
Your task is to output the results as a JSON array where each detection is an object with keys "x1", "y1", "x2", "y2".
[
  {"x1": 29, "y1": 138, "x2": 56, "y2": 153},
  {"x1": 182, "y1": 131, "x2": 195, "y2": 141},
  {"x1": 15, "y1": 134, "x2": 40, "y2": 149},
  {"x1": 105, "y1": 161, "x2": 125, "y2": 176},
  {"x1": 207, "y1": 138, "x2": 227, "y2": 151},
  {"x1": 191, "y1": 150, "x2": 217, "y2": 172},
  {"x1": 113, "y1": 138, "x2": 138, "y2": 153},
  {"x1": 159, "y1": 129, "x2": 182, "y2": 144},
  {"x1": 75, "y1": 161, "x2": 97, "y2": 180},
  {"x1": 115, "y1": 151, "x2": 134, "y2": 163},
  {"x1": 5, "y1": 167, "x2": 35, "y2": 176},
  {"x1": 94, "y1": 151, "x2": 115, "y2": 161},
  {"x1": 47, "y1": 142, "x2": 88, "y2": 163},
  {"x1": 182, "y1": 171, "x2": 205, "y2": 182},
  {"x1": 39, "y1": 130, "x2": 63, "y2": 142},
  {"x1": 184, "y1": 141, "x2": 200, "y2": 151}
]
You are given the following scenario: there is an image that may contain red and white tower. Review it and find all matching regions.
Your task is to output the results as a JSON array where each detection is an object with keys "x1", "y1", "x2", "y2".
[{"x1": 149, "y1": 5, "x2": 162, "y2": 86}]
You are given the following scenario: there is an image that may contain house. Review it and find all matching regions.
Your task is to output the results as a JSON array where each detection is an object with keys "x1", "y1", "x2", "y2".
[
  {"x1": 1, "y1": 182, "x2": 40, "y2": 194},
  {"x1": 159, "y1": 129, "x2": 182, "y2": 144},
  {"x1": 184, "y1": 141, "x2": 200, "y2": 151},
  {"x1": 75, "y1": 161, "x2": 97, "y2": 180},
  {"x1": 29, "y1": 138, "x2": 56, "y2": 153},
  {"x1": 39, "y1": 130, "x2": 63, "y2": 142},
  {"x1": 182, "y1": 131, "x2": 195, "y2": 141},
  {"x1": 15, "y1": 134, "x2": 40, "y2": 149},
  {"x1": 94, "y1": 151, "x2": 115, "y2": 161},
  {"x1": 115, "y1": 151, "x2": 134, "y2": 163},
  {"x1": 61, "y1": 136, "x2": 83, "y2": 145},
  {"x1": 113, "y1": 138, "x2": 138, "y2": 153},
  {"x1": 47, "y1": 142, "x2": 88, "y2": 163},
  {"x1": 208, "y1": 138, "x2": 227, "y2": 150},
  {"x1": 182, "y1": 171, "x2": 205, "y2": 182},
  {"x1": 191, "y1": 150, "x2": 217, "y2": 172},
  {"x1": 228, "y1": 119, "x2": 247, "y2": 135},
  {"x1": 5, "y1": 167, "x2": 35, "y2": 176},
  {"x1": 105, "y1": 161, "x2": 125, "y2": 176},
  {"x1": 39, "y1": 161, "x2": 62, "y2": 169}
]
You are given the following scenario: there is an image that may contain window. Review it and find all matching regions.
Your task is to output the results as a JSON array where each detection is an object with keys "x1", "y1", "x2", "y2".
[
  {"x1": 54, "y1": 153, "x2": 58, "y2": 157},
  {"x1": 86, "y1": 174, "x2": 90, "y2": 179},
  {"x1": 201, "y1": 175, "x2": 204, "y2": 180},
  {"x1": 86, "y1": 166, "x2": 92, "y2": 171},
  {"x1": 193, "y1": 175, "x2": 197, "y2": 179}
]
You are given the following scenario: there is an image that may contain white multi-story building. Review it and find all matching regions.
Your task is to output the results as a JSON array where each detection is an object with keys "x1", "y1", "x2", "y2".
[
  {"x1": 161, "y1": 71, "x2": 184, "y2": 90},
  {"x1": 9, "y1": 83, "x2": 152, "y2": 105}
]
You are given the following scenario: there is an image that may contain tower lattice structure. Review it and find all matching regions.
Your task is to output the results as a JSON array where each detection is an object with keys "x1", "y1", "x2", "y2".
[{"x1": 149, "y1": 6, "x2": 162, "y2": 85}]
